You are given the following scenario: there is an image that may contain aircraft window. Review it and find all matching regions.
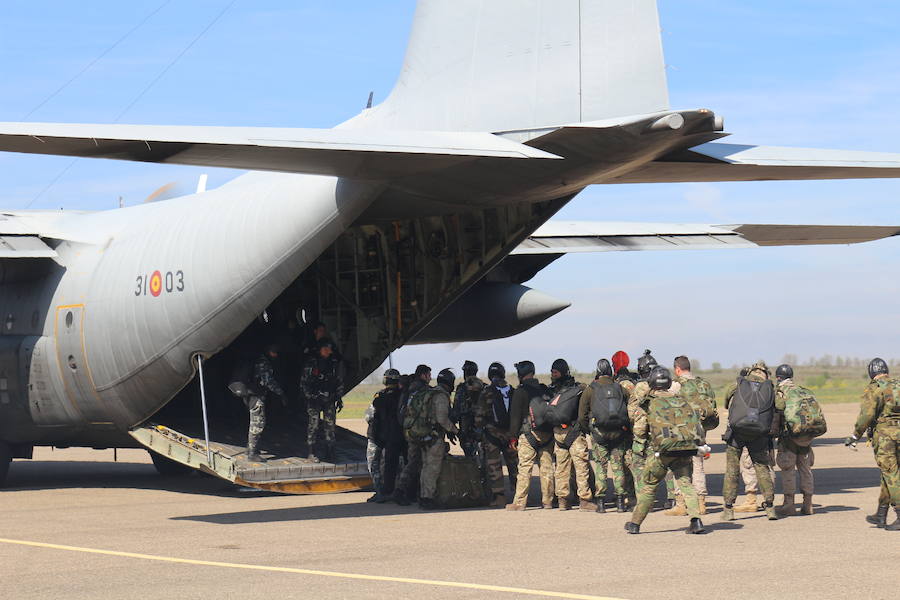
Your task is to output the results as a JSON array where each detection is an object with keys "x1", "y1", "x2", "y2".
[
  {"x1": 67, "y1": 355, "x2": 77, "y2": 371},
  {"x1": 4, "y1": 314, "x2": 13, "y2": 331},
  {"x1": 65, "y1": 311, "x2": 74, "y2": 328}
]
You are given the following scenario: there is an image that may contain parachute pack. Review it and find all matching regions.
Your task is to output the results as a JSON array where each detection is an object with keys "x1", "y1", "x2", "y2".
[
  {"x1": 227, "y1": 360, "x2": 253, "y2": 398},
  {"x1": 782, "y1": 384, "x2": 827, "y2": 439},
  {"x1": 589, "y1": 381, "x2": 630, "y2": 432},
  {"x1": 403, "y1": 387, "x2": 437, "y2": 443},
  {"x1": 530, "y1": 385, "x2": 582, "y2": 430},
  {"x1": 434, "y1": 454, "x2": 491, "y2": 509},
  {"x1": 681, "y1": 377, "x2": 719, "y2": 431},
  {"x1": 728, "y1": 378, "x2": 775, "y2": 438},
  {"x1": 647, "y1": 394, "x2": 701, "y2": 453},
  {"x1": 884, "y1": 378, "x2": 900, "y2": 419}
]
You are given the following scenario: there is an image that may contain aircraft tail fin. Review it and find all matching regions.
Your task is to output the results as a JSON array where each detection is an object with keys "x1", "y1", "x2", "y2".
[{"x1": 362, "y1": 0, "x2": 669, "y2": 132}]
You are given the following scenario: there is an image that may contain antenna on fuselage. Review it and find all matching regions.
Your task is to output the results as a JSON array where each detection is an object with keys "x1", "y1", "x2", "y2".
[{"x1": 365, "y1": 91, "x2": 374, "y2": 109}]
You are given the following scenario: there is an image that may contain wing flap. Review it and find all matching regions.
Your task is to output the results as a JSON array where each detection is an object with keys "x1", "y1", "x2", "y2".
[{"x1": 0, "y1": 235, "x2": 57, "y2": 258}]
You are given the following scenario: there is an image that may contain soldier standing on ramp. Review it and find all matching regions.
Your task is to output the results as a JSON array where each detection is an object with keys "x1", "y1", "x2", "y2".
[
  {"x1": 844, "y1": 358, "x2": 900, "y2": 530},
  {"x1": 237, "y1": 344, "x2": 286, "y2": 462},
  {"x1": 300, "y1": 338, "x2": 344, "y2": 463}
]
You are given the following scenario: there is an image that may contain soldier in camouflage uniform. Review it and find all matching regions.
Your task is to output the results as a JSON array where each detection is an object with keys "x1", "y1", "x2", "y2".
[
  {"x1": 475, "y1": 362, "x2": 519, "y2": 505},
  {"x1": 550, "y1": 358, "x2": 596, "y2": 511},
  {"x1": 583, "y1": 359, "x2": 631, "y2": 513},
  {"x1": 625, "y1": 367, "x2": 705, "y2": 535},
  {"x1": 452, "y1": 360, "x2": 483, "y2": 460},
  {"x1": 506, "y1": 360, "x2": 556, "y2": 510},
  {"x1": 300, "y1": 338, "x2": 344, "y2": 463},
  {"x1": 628, "y1": 350, "x2": 660, "y2": 504},
  {"x1": 612, "y1": 350, "x2": 637, "y2": 504},
  {"x1": 845, "y1": 358, "x2": 900, "y2": 530},
  {"x1": 721, "y1": 361, "x2": 778, "y2": 521},
  {"x1": 367, "y1": 368, "x2": 405, "y2": 503},
  {"x1": 773, "y1": 364, "x2": 818, "y2": 516},
  {"x1": 243, "y1": 344, "x2": 287, "y2": 462}
]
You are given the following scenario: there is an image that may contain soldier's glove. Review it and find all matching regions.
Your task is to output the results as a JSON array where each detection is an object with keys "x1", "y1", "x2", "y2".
[
  {"x1": 843, "y1": 435, "x2": 859, "y2": 449},
  {"x1": 508, "y1": 438, "x2": 518, "y2": 451},
  {"x1": 336, "y1": 399, "x2": 344, "y2": 413},
  {"x1": 447, "y1": 432, "x2": 458, "y2": 444}
]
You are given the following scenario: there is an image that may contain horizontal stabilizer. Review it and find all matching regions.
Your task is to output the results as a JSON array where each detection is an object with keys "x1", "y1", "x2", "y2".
[
  {"x1": 0, "y1": 122, "x2": 559, "y2": 178},
  {"x1": 513, "y1": 221, "x2": 900, "y2": 254},
  {"x1": 607, "y1": 142, "x2": 900, "y2": 183}
]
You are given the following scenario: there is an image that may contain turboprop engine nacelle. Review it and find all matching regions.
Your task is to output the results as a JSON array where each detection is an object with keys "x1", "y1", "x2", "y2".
[{"x1": 411, "y1": 282, "x2": 570, "y2": 344}]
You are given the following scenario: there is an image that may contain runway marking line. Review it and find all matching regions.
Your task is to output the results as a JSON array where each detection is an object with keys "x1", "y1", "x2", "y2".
[{"x1": 0, "y1": 537, "x2": 626, "y2": 600}]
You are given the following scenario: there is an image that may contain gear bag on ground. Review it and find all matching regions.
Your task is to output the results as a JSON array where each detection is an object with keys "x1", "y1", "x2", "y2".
[
  {"x1": 589, "y1": 381, "x2": 630, "y2": 432},
  {"x1": 403, "y1": 388, "x2": 437, "y2": 443},
  {"x1": 531, "y1": 385, "x2": 582, "y2": 429},
  {"x1": 728, "y1": 377, "x2": 775, "y2": 438},
  {"x1": 434, "y1": 454, "x2": 491, "y2": 509},
  {"x1": 782, "y1": 385, "x2": 827, "y2": 439},
  {"x1": 648, "y1": 395, "x2": 702, "y2": 452}
]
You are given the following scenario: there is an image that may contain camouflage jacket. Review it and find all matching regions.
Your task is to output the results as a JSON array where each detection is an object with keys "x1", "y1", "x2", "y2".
[
  {"x1": 628, "y1": 380, "x2": 650, "y2": 440},
  {"x1": 475, "y1": 379, "x2": 516, "y2": 441},
  {"x1": 452, "y1": 377, "x2": 484, "y2": 430},
  {"x1": 853, "y1": 375, "x2": 900, "y2": 438},
  {"x1": 300, "y1": 355, "x2": 343, "y2": 405},
  {"x1": 252, "y1": 355, "x2": 285, "y2": 398}
]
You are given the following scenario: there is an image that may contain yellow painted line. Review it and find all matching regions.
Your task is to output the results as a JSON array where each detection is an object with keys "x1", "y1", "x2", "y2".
[{"x1": 0, "y1": 537, "x2": 625, "y2": 600}]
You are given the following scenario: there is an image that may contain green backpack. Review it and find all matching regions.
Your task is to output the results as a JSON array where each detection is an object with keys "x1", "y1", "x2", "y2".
[
  {"x1": 647, "y1": 393, "x2": 702, "y2": 453},
  {"x1": 680, "y1": 377, "x2": 719, "y2": 431},
  {"x1": 883, "y1": 379, "x2": 900, "y2": 419},
  {"x1": 403, "y1": 387, "x2": 437, "y2": 443},
  {"x1": 782, "y1": 384, "x2": 827, "y2": 439}
]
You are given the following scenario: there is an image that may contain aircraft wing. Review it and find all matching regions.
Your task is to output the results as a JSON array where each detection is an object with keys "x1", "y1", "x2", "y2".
[
  {"x1": 0, "y1": 122, "x2": 559, "y2": 179},
  {"x1": 605, "y1": 142, "x2": 900, "y2": 183},
  {"x1": 512, "y1": 221, "x2": 900, "y2": 254}
]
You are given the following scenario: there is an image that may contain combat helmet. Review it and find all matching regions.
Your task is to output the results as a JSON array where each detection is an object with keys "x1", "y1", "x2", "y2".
[
  {"x1": 488, "y1": 362, "x2": 506, "y2": 381},
  {"x1": 551, "y1": 358, "x2": 570, "y2": 378},
  {"x1": 382, "y1": 368, "x2": 400, "y2": 386},
  {"x1": 775, "y1": 364, "x2": 793, "y2": 381},
  {"x1": 515, "y1": 360, "x2": 536, "y2": 378},
  {"x1": 462, "y1": 360, "x2": 478, "y2": 377},
  {"x1": 648, "y1": 366, "x2": 672, "y2": 391},
  {"x1": 868, "y1": 357, "x2": 889, "y2": 379},
  {"x1": 596, "y1": 359, "x2": 613, "y2": 378},
  {"x1": 750, "y1": 360, "x2": 770, "y2": 377},
  {"x1": 436, "y1": 368, "x2": 456, "y2": 390},
  {"x1": 637, "y1": 349, "x2": 658, "y2": 379}
]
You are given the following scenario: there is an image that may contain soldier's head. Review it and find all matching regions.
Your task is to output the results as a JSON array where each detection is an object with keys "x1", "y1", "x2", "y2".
[
  {"x1": 313, "y1": 321, "x2": 327, "y2": 340},
  {"x1": 264, "y1": 343, "x2": 279, "y2": 359},
  {"x1": 595, "y1": 359, "x2": 613, "y2": 378},
  {"x1": 398, "y1": 374, "x2": 411, "y2": 391},
  {"x1": 750, "y1": 360, "x2": 770, "y2": 378},
  {"x1": 316, "y1": 338, "x2": 335, "y2": 358},
  {"x1": 382, "y1": 368, "x2": 400, "y2": 387},
  {"x1": 673, "y1": 355, "x2": 691, "y2": 377},
  {"x1": 462, "y1": 360, "x2": 478, "y2": 378},
  {"x1": 648, "y1": 366, "x2": 672, "y2": 391},
  {"x1": 436, "y1": 368, "x2": 455, "y2": 392},
  {"x1": 775, "y1": 364, "x2": 793, "y2": 382},
  {"x1": 867, "y1": 357, "x2": 889, "y2": 380},
  {"x1": 550, "y1": 358, "x2": 570, "y2": 381},
  {"x1": 637, "y1": 349, "x2": 657, "y2": 379},
  {"x1": 612, "y1": 350, "x2": 630, "y2": 375},
  {"x1": 488, "y1": 362, "x2": 506, "y2": 382},
  {"x1": 515, "y1": 360, "x2": 536, "y2": 382},
  {"x1": 414, "y1": 364, "x2": 432, "y2": 384}
]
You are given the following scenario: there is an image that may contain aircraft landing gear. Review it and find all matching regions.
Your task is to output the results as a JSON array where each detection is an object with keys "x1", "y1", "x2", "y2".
[{"x1": 0, "y1": 441, "x2": 11, "y2": 488}]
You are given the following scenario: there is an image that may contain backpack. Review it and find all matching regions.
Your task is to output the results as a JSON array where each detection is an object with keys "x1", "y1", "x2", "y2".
[
  {"x1": 434, "y1": 455, "x2": 491, "y2": 509},
  {"x1": 782, "y1": 384, "x2": 827, "y2": 439},
  {"x1": 728, "y1": 377, "x2": 775, "y2": 438},
  {"x1": 648, "y1": 393, "x2": 701, "y2": 452},
  {"x1": 403, "y1": 387, "x2": 437, "y2": 443},
  {"x1": 589, "y1": 381, "x2": 630, "y2": 431},
  {"x1": 681, "y1": 378, "x2": 719, "y2": 431},
  {"x1": 541, "y1": 385, "x2": 583, "y2": 428},
  {"x1": 882, "y1": 379, "x2": 900, "y2": 419},
  {"x1": 227, "y1": 360, "x2": 253, "y2": 398}
]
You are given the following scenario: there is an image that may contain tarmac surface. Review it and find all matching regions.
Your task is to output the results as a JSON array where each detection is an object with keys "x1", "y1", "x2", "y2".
[{"x1": 0, "y1": 403, "x2": 896, "y2": 600}]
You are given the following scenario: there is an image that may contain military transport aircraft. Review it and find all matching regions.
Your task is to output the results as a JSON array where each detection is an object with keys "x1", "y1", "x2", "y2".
[{"x1": 2, "y1": 0, "x2": 900, "y2": 492}]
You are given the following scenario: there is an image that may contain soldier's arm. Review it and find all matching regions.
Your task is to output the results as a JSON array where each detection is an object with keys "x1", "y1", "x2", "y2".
[
  {"x1": 506, "y1": 387, "x2": 528, "y2": 439},
  {"x1": 853, "y1": 385, "x2": 880, "y2": 438},
  {"x1": 434, "y1": 391, "x2": 457, "y2": 433},
  {"x1": 578, "y1": 385, "x2": 592, "y2": 433},
  {"x1": 256, "y1": 360, "x2": 286, "y2": 396},
  {"x1": 299, "y1": 363, "x2": 316, "y2": 397},
  {"x1": 723, "y1": 382, "x2": 737, "y2": 410}
]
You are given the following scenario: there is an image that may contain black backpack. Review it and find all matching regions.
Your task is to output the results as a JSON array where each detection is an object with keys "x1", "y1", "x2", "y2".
[
  {"x1": 728, "y1": 377, "x2": 775, "y2": 438},
  {"x1": 228, "y1": 360, "x2": 254, "y2": 398},
  {"x1": 542, "y1": 385, "x2": 583, "y2": 428},
  {"x1": 589, "y1": 381, "x2": 629, "y2": 432}
]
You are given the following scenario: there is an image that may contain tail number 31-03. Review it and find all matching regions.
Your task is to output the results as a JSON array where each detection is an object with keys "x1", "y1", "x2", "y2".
[{"x1": 135, "y1": 270, "x2": 185, "y2": 297}]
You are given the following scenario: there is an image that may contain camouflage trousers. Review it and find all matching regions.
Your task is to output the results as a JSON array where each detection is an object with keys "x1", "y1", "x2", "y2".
[
  {"x1": 246, "y1": 395, "x2": 265, "y2": 452},
  {"x1": 396, "y1": 442, "x2": 422, "y2": 500},
  {"x1": 631, "y1": 453, "x2": 700, "y2": 525},
  {"x1": 366, "y1": 440, "x2": 383, "y2": 492},
  {"x1": 554, "y1": 429, "x2": 592, "y2": 501},
  {"x1": 741, "y1": 446, "x2": 775, "y2": 494},
  {"x1": 630, "y1": 444, "x2": 648, "y2": 494},
  {"x1": 458, "y1": 428, "x2": 479, "y2": 460},
  {"x1": 724, "y1": 441, "x2": 775, "y2": 507},
  {"x1": 873, "y1": 425, "x2": 900, "y2": 507},
  {"x1": 484, "y1": 438, "x2": 518, "y2": 496},
  {"x1": 397, "y1": 440, "x2": 447, "y2": 500},
  {"x1": 307, "y1": 402, "x2": 337, "y2": 450},
  {"x1": 512, "y1": 433, "x2": 555, "y2": 506},
  {"x1": 776, "y1": 441, "x2": 815, "y2": 496},
  {"x1": 591, "y1": 437, "x2": 630, "y2": 497},
  {"x1": 667, "y1": 455, "x2": 707, "y2": 497}
]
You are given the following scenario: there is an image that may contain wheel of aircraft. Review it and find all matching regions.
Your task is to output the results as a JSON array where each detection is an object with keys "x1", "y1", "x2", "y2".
[
  {"x1": 148, "y1": 450, "x2": 193, "y2": 477},
  {"x1": 0, "y1": 441, "x2": 11, "y2": 488}
]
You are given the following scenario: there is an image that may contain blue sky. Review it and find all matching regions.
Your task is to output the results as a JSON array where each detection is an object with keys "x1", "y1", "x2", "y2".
[{"x1": 2, "y1": 1, "x2": 900, "y2": 374}]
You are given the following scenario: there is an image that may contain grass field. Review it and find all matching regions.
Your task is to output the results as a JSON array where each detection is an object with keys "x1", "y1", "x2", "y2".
[{"x1": 339, "y1": 363, "x2": 871, "y2": 419}]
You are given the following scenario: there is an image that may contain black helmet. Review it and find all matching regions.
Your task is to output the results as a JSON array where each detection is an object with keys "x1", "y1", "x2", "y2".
[
  {"x1": 868, "y1": 358, "x2": 889, "y2": 379},
  {"x1": 316, "y1": 337, "x2": 335, "y2": 351},
  {"x1": 775, "y1": 364, "x2": 793, "y2": 381},
  {"x1": 637, "y1": 349, "x2": 657, "y2": 378},
  {"x1": 264, "y1": 343, "x2": 280, "y2": 356},
  {"x1": 488, "y1": 362, "x2": 506, "y2": 381},
  {"x1": 648, "y1": 366, "x2": 672, "y2": 391},
  {"x1": 515, "y1": 360, "x2": 535, "y2": 378},
  {"x1": 382, "y1": 368, "x2": 400, "y2": 386},
  {"x1": 596, "y1": 359, "x2": 613, "y2": 378},
  {"x1": 551, "y1": 358, "x2": 570, "y2": 378},
  {"x1": 462, "y1": 360, "x2": 478, "y2": 377},
  {"x1": 437, "y1": 368, "x2": 455, "y2": 390},
  {"x1": 414, "y1": 364, "x2": 431, "y2": 377}
]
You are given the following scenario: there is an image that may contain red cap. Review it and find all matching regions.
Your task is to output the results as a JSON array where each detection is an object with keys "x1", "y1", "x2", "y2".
[{"x1": 612, "y1": 350, "x2": 630, "y2": 374}]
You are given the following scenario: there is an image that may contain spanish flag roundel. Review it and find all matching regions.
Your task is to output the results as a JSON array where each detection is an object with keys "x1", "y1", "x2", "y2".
[{"x1": 149, "y1": 271, "x2": 163, "y2": 297}]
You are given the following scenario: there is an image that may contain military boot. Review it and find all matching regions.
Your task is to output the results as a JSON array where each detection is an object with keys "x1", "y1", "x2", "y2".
[
  {"x1": 764, "y1": 502, "x2": 779, "y2": 520},
  {"x1": 624, "y1": 521, "x2": 640, "y2": 534},
  {"x1": 776, "y1": 494, "x2": 797, "y2": 517},
  {"x1": 801, "y1": 494, "x2": 814, "y2": 515},
  {"x1": 505, "y1": 502, "x2": 525, "y2": 511},
  {"x1": 885, "y1": 507, "x2": 900, "y2": 531},
  {"x1": 734, "y1": 492, "x2": 758, "y2": 512},
  {"x1": 558, "y1": 497, "x2": 570, "y2": 511},
  {"x1": 595, "y1": 498, "x2": 606, "y2": 513},
  {"x1": 579, "y1": 499, "x2": 597, "y2": 511},
  {"x1": 662, "y1": 498, "x2": 675, "y2": 510},
  {"x1": 245, "y1": 441, "x2": 264, "y2": 463},
  {"x1": 686, "y1": 517, "x2": 706, "y2": 534},
  {"x1": 615, "y1": 495, "x2": 627, "y2": 513},
  {"x1": 721, "y1": 506, "x2": 734, "y2": 521},
  {"x1": 490, "y1": 494, "x2": 506, "y2": 507},
  {"x1": 664, "y1": 496, "x2": 688, "y2": 516},
  {"x1": 866, "y1": 504, "x2": 889, "y2": 527},
  {"x1": 698, "y1": 495, "x2": 707, "y2": 515}
]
